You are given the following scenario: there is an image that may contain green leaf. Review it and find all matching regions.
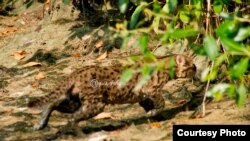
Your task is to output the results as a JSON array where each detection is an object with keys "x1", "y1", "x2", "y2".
[
  {"x1": 160, "y1": 32, "x2": 170, "y2": 42},
  {"x1": 162, "y1": 0, "x2": 177, "y2": 13},
  {"x1": 180, "y1": 10, "x2": 190, "y2": 23},
  {"x1": 219, "y1": 12, "x2": 234, "y2": 20},
  {"x1": 156, "y1": 61, "x2": 165, "y2": 71},
  {"x1": 216, "y1": 21, "x2": 237, "y2": 37},
  {"x1": 120, "y1": 69, "x2": 134, "y2": 86},
  {"x1": 204, "y1": 36, "x2": 219, "y2": 60},
  {"x1": 191, "y1": 44, "x2": 206, "y2": 55},
  {"x1": 221, "y1": 0, "x2": 230, "y2": 4},
  {"x1": 214, "y1": 54, "x2": 227, "y2": 67},
  {"x1": 220, "y1": 37, "x2": 245, "y2": 52},
  {"x1": 170, "y1": 29, "x2": 198, "y2": 38},
  {"x1": 168, "y1": 57, "x2": 175, "y2": 79},
  {"x1": 139, "y1": 34, "x2": 149, "y2": 54},
  {"x1": 128, "y1": 55, "x2": 139, "y2": 62},
  {"x1": 201, "y1": 67, "x2": 218, "y2": 82},
  {"x1": 213, "y1": 0, "x2": 223, "y2": 13},
  {"x1": 194, "y1": 0, "x2": 202, "y2": 19},
  {"x1": 237, "y1": 83, "x2": 247, "y2": 107},
  {"x1": 201, "y1": 68, "x2": 210, "y2": 82},
  {"x1": 207, "y1": 84, "x2": 236, "y2": 100},
  {"x1": 134, "y1": 64, "x2": 155, "y2": 91},
  {"x1": 130, "y1": 4, "x2": 144, "y2": 29},
  {"x1": 226, "y1": 85, "x2": 236, "y2": 99},
  {"x1": 235, "y1": 0, "x2": 242, "y2": 4},
  {"x1": 234, "y1": 27, "x2": 250, "y2": 41},
  {"x1": 118, "y1": 0, "x2": 129, "y2": 13},
  {"x1": 153, "y1": 2, "x2": 161, "y2": 13},
  {"x1": 168, "y1": 0, "x2": 178, "y2": 11},
  {"x1": 143, "y1": 52, "x2": 157, "y2": 62},
  {"x1": 134, "y1": 76, "x2": 149, "y2": 92},
  {"x1": 206, "y1": 83, "x2": 232, "y2": 100},
  {"x1": 152, "y1": 16, "x2": 160, "y2": 33},
  {"x1": 229, "y1": 58, "x2": 249, "y2": 79}
]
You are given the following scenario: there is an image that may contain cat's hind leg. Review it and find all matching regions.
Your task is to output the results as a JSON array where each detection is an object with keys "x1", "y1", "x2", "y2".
[{"x1": 34, "y1": 95, "x2": 68, "y2": 130}]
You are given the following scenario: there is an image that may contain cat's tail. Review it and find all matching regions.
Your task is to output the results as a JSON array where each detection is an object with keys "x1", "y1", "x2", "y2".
[
  {"x1": 27, "y1": 91, "x2": 59, "y2": 108},
  {"x1": 28, "y1": 79, "x2": 74, "y2": 108}
]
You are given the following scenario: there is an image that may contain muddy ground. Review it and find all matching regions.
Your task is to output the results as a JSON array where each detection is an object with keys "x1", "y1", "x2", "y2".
[{"x1": 0, "y1": 2, "x2": 249, "y2": 141}]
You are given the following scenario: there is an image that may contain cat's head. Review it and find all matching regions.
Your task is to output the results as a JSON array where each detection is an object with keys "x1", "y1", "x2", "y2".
[{"x1": 174, "y1": 54, "x2": 196, "y2": 78}]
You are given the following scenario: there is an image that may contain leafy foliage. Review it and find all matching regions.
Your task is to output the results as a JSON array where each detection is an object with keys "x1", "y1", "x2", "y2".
[{"x1": 115, "y1": 0, "x2": 250, "y2": 107}]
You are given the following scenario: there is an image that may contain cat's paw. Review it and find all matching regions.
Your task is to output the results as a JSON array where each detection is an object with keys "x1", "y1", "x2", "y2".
[
  {"x1": 33, "y1": 124, "x2": 45, "y2": 130},
  {"x1": 146, "y1": 109, "x2": 162, "y2": 117}
]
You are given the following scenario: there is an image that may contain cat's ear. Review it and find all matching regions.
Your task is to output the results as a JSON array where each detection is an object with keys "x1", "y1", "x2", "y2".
[{"x1": 175, "y1": 55, "x2": 186, "y2": 66}]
